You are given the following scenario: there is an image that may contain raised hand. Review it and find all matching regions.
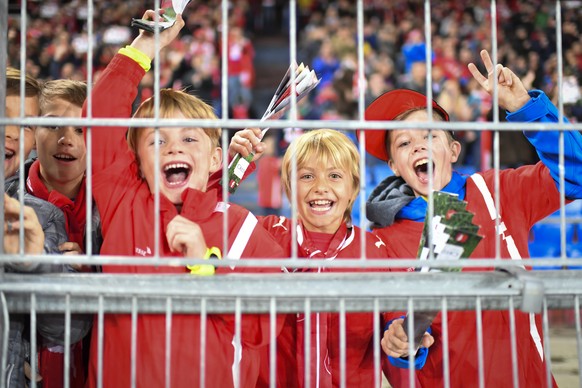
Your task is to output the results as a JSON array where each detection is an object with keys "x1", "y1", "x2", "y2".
[
  {"x1": 228, "y1": 128, "x2": 266, "y2": 161},
  {"x1": 468, "y1": 49, "x2": 531, "y2": 112},
  {"x1": 131, "y1": 10, "x2": 185, "y2": 61}
]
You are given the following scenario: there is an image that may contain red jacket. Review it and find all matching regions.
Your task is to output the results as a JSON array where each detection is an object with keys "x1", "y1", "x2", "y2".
[
  {"x1": 374, "y1": 164, "x2": 559, "y2": 388},
  {"x1": 257, "y1": 156, "x2": 282, "y2": 209},
  {"x1": 257, "y1": 216, "x2": 405, "y2": 388},
  {"x1": 86, "y1": 53, "x2": 286, "y2": 388}
]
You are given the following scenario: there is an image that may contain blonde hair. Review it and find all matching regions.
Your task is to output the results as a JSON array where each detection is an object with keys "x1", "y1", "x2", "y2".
[
  {"x1": 281, "y1": 129, "x2": 360, "y2": 224},
  {"x1": 39, "y1": 79, "x2": 87, "y2": 114},
  {"x1": 127, "y1": 89, "x2": 221, "y2": 155},
  {"x1": 6, "y1": 67, "x2": 41, "y2": 98}
]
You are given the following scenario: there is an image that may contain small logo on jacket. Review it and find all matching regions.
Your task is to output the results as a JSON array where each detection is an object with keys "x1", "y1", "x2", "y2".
[
  {"x1": 273, "y1": 216, "x2": 288, "y2": 231},
  {"x1": 135, "y1": 246, "x2": 152, "y2": 256},
  {"x1": 375, "y1": 237, "x2": 386, "y2": 249}
]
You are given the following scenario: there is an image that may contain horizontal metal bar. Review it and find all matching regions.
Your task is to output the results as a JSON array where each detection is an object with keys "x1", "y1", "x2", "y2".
[
  {"x1": 2, "y1": 255, "x2": 582, "y2": 269},
  {"x1": 2, "y1": 271, "x2": 580, "y2": 313},
  {"x1": 5, "y1": 294, "x2": 524, "y2": 314},
  {"x1": 0, "y1": 117, "x2": 580, "y2": 132},
  {"x1": 0, "y1": 272, "x2": 523, "y2": 297}
]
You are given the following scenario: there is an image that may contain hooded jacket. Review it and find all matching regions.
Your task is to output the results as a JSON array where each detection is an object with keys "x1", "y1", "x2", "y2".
[
  {"x1": 256, "y1": 216, "x2": 406, "y2": 388},
  {"x1": 84, "y1": 52, "x2": 286, "y2": 388},
  {"x1": 367, "y1": 91, "x2": 582, "y2": 387}
]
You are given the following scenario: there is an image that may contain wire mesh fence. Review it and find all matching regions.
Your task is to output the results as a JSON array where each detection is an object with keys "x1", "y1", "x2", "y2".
[{"x1": 1, "y1": 0, "x2": 581, "y2": 387}]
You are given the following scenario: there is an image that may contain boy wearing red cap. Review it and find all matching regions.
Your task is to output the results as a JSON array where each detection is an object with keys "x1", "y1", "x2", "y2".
[{"x1": 359, "y1": 50, "x2": 582, "y2": 387}]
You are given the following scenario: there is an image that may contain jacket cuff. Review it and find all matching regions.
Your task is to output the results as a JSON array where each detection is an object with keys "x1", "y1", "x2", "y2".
[
  {"x1": 384, "y1": 318, "x2": 431, "y2": 370},
  {"x1": 388, "y1": 346, "x2": 429, "y2": 369},
  {"x1": 118, "y1": 45, "x2": 152, "y2": 72},
  {"x1": 506, "y1": 90, "x2": 557, "y2": 122}
]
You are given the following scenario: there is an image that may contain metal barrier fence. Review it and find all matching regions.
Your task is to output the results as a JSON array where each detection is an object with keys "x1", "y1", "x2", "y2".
[
  {"x1": 1, "y1": 270, "x2": 582, "y2": 387},
  {"x1": 1, "y1": 0, "x2": 582, "y2": 387}
]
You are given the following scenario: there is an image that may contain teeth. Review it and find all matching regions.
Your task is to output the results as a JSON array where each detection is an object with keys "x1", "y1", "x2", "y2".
[
  {"x1": 414, "y1": 159, "x2": 428, "y2": 167},
  {"x1": 164, "y1": 163, "x2": 189, "y2": 171},
  {"x1": 310, "y1": 200, "x2": 332, "y2": 206},
  {"x1": 55, "y1": 154, "x2": 74, "y2": 160},
  {"x1": 309, "y1": 199, "x2": 332, "y2": 212}
]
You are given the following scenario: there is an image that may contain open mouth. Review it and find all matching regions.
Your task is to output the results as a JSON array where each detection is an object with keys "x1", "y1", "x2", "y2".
[
  {"x1": 309, "y1": 199, "x2": 333, "y2": 212},
  {"x1": 5, "y1": 149, "x2": 15, "y2": 161},
  {"x1": 163, "y1": 163, "x2": 192, "y2": 187},
  {"x1": 414, "y1": 159, "x2": 434, "y2": 183},
  {"x1": 54, "y1": 154, "x2": 77, "y2": 162}
]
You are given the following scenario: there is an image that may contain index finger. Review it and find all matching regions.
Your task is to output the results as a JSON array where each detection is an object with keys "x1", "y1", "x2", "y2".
[
  {"x1": 233, "y1": 129, "x2": 262, "y2": 149},
  {"x1": 249, "y1": 127, "x2": 263, "y2": 139},
  {"x1": 141, "y1": 9, "x2": 160, "y2": 21},
  {"x1": 468, "y1": 62, "x2": 487, "y2": 86},
  {"x1": 246, "y1": 128, "x2": 263, "y2": 147},
  {"x1": 238, "y1": 128, "x2": 262, "y2": 141},
  {"x1": 59, "y1": 242, "x2": 79, "y2": 251},
  {"x1": 479, "y1": 49, "x2": 494, "y2": 74}
]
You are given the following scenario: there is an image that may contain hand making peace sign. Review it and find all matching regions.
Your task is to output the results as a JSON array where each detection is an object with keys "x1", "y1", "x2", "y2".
[{"x1": 468, "y1": 49, "x2": 531, "y2": 112}]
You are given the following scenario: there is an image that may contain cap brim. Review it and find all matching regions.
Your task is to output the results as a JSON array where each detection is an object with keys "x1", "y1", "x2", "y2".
[{"x1": 357, "y1": 89, "x2": 450, "y2": 162}]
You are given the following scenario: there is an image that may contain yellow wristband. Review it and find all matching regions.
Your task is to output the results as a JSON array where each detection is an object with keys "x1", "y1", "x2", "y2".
[
  {"x1": 204, "y1": 246, "x2": 222, "y2": 260},
  {"x1": 118, "y1": 45, "x2": 152, "y2": 72},
  {"x1": 187, "y1": 247, "x2": 222, "y2": 276}
]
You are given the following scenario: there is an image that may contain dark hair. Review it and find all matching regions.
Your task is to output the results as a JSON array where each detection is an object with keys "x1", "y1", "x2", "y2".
[
  {"x1": 385, "y1": 108, "x2": 454, "y2": 161},
  {"x1": 39, "y1": 79, "x2": 87, "y2": 114}
]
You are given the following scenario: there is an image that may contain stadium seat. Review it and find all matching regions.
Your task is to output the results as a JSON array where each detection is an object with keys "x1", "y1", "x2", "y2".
[
  {"x1": 549, "y1": 199, "x2": 582, "y2": 218},
  {"x1": 528, "y1": 223, "x2": 576, "y2": 270},
  {"x1": 566, "y1": 224, "x2": 582, "y2": 269},
  {"x1": 567, "y1": 243, "x2": 582, "y2": 269}
]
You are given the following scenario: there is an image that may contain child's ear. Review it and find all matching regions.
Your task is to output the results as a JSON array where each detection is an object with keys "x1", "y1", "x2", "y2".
[
  {"x1": 208, "y1": 147, "x2": 223, "y2": 174},
  {"x1": 387, "y1": 160, "x2": 399, "y2": 177},
  {"x1": 450, "y1": 141, "x2": 462, "y2": 164}
]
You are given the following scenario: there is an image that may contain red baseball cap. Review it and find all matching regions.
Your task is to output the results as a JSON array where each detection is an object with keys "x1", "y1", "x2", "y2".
[{"x1": 357, "y1": 89, "x2": 450, "y2": 162}]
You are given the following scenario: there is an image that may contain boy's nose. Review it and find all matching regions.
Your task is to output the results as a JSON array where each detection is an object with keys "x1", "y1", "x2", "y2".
[
  {"x1": 58, "y1": 127, "x2": 76, "y2": 146},
  {"x1": 413, "y1": 142, "x2": 427, "y2": 153},
  {"x1": 5, "y1": 126, "x2": 19, "y2": 141},
  {"x1": 314, "y1": 178, "x2": 329, "y2": 193},
  {"x1": 58, "y1": 136, "x2": 73, "y2": 146},
  {"x1": 165, "y1": 140, "x2": 184, "y2": 154}
]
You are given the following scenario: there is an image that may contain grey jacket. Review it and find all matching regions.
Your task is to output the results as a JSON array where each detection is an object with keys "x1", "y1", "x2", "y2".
[
  {"x1": 5, "y1": 160, "x2": 103, "y2": 255},
  {"x1": 4, "y1": 167, "x2": 94, "y2": 388}
]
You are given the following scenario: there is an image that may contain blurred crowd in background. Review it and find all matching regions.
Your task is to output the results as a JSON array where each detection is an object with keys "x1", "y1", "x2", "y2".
[{"x1": 6, "y1": 0, "x2": 582, "y2": 171}]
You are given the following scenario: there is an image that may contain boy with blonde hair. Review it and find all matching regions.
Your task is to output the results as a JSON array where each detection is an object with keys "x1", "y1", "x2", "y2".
[
  {"x1": 84, "y1": 10, "x2": 284, "y2": 388},
  {"x1": 230, "y1": 128, "x2": 409, "y2": 387}
]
